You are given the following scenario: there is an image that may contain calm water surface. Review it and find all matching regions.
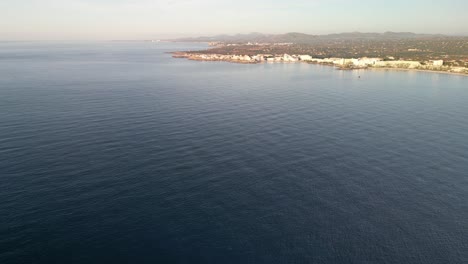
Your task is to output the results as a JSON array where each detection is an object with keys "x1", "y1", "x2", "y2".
[{"x1": 1, "y1": 42, "x2": 468, "y2": 264}]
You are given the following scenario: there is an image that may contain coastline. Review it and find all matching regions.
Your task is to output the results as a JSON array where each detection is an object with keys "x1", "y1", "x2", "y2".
[{"x1": 171, "y1": 52, "x2": 468, "y2": 77}]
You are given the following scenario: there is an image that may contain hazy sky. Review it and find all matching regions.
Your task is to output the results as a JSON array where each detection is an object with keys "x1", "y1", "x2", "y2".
[{"x1": 1, "y1": 0, "x2": 467, "y2": 40}]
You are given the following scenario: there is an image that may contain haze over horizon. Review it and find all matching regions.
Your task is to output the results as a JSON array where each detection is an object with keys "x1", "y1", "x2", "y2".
[{"x1": 1, "y1": 0, "x2": 467, "y2": 40}]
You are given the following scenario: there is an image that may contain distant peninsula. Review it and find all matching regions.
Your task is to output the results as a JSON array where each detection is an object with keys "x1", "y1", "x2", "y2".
[{"x1": 168, "y1": 32, "x2": 468, "y2": 75}]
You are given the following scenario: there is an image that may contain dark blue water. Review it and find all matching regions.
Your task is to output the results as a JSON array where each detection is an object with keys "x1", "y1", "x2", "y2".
[{"x1": 1, "y1": 42, "x2": 468, "y2": 264}]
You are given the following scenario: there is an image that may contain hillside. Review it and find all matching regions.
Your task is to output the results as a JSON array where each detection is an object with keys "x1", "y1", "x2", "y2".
[{"x1": 170, "y1": 32, "x2": 448, "y2": 44}]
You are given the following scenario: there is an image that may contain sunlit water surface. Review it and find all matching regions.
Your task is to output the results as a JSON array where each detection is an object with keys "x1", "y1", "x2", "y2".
[{"x1": 1, "y1": 42, "x2": 467, "y2": 264}]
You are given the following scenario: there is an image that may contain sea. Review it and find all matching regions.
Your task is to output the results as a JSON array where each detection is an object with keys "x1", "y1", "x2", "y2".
[{"x1": 1, "y1": 41, "x2": 467, "y2": 264}]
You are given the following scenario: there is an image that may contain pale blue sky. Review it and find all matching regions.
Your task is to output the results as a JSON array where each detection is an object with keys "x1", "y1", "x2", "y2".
[{"x1": 1, "y1": 0, "x2": 467, "y2": 40}]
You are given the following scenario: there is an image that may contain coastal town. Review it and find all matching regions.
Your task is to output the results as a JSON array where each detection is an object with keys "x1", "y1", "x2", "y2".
[
  {"x1": 172, "y1": 51, "x2": 468, "y2": 75},
  {"x1": 169, "y1": 32, "x2": 468, "y2": 75}
]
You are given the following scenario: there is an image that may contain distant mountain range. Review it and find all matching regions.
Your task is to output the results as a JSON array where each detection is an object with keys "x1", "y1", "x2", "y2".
[{"x1": 169, "y1": 32, "x2": 448, "y2": 44}]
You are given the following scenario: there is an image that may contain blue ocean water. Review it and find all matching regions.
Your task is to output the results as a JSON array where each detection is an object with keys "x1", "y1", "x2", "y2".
[{"x1": 0, "y1": 41, "x2": 467, "y2": 264}]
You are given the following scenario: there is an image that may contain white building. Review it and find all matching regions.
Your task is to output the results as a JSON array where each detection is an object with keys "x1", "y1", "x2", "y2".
[
  {"x1": 299, "y1": 55, "x2": 313, "y2": 61},
  {"x1": 252, "y1": 55, "x2": 264, "y2": 62},
  {"x1": 333, "y1": 58, "x2": 359, "y2": 66},
  {"x1": 374, "y1": 61, "x2": 421, "y2": 69},
  {"x1": 356, "y1": 58, "x2": 382, "y2": 66},
  {"x1": 283, "y1": 54, "x2": 297, "y2": 62},
  {"x1": 431, "y1": 60, "x2": 444, "y2": 66},
  {"x1": 240, "y1": 55, "x2": 252, "y2": 62}
]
